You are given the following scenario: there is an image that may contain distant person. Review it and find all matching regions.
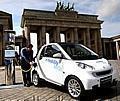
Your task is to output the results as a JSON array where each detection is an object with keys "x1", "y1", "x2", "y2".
[{"x1": 20, "y1": 44, "x2": 33, "y2": 87}]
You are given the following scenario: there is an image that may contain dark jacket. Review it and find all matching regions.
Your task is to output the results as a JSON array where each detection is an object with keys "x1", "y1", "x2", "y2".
[{"x1": 20, "y1": 47, "x2": 33, "y2": 71}]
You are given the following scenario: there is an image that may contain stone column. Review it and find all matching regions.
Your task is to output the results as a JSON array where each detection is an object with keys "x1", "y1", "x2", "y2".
[
  {"x1": 97, "y1": 29, "x2": 102, "y2": 56},
  {"x1": 65, "y1": 31, "x2": 69, "y2": 42},
  {"x1": 56, "y1": 27, "x2": 60, "y2": 42},
  {"x1": 86, "y1": 28, "x2": 91, "y2": 48},
  {"x1": 109, "y1": 42, "x2": 112, "y2": 59},
  {"x1": 83, "y1": 29, "x2": 86, "y2": 45},
  {"x1": 53, "y1": 27, "x2": 60, "y2": 42},
  {"x1": 0, "y1": 31, "x2": 2, "y2": 65},
  {"x1": 94, "y1": 30, "x2": 98, "y2": 53},
  {"x1": 74, "y1": 28, "x2": 78, "y2": 43},
  {"x1": 103, "y1": 40, "x2": 106, "y2": 57},
  {"x1": 49, "y1": 31, "x2": 54, "y2": 43},
  {"x1": 115, "y1": 41, "x2": 119, "y2": 60},
  {"x1": 41, "y1": 26, "x2": 46, "y2": 45},
  {"x1": 70, "y1": 29, "x2": 74, "y2": 43},
  {"x1": 37, "y1": 28, "x2": 42, "y2": 48},
  {"x1": 24, "y1": 26, "x2": 30, "y2": 45}
]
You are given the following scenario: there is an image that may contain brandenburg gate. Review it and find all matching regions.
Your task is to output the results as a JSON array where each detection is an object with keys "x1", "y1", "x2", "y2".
[{"x1": 21, "y1": 2, "x2": 103, "y2": 55}]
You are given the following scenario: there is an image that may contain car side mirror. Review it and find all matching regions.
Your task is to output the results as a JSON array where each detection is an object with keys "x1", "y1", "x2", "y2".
[
  {"x1": 53, "y1": 53, "x2": 62, "y2": 58},
  {"x1": 32, "y1": 62, "x2": 37, "y2": 67}
]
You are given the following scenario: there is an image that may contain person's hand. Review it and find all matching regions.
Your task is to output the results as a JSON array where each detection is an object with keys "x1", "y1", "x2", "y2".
[{"x1": 30, "y1": 62, "x2": 33, "y2": 65}]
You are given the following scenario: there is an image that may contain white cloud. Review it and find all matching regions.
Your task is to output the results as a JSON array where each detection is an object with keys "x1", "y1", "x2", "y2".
[
  {"x1": 95, "y1": 0, "x2": 120, "y2": 36},
  {"x1": 0, "y1": 0, "x2": 56, "y2": 35},
  {"x1": 97, "y1": 0, "x2": 120, "y2": 19},
  {"x1": 0, "y1": 0, "x2": 23, "y2": 15},
  {"x1": 0, "y1": 0, "x2": 56, "y2": 14},
  {"x1": 22, "y1": 1, "x2": 55, "y2": 11},
  {"x1": 0, "y1": 0, "x2": 120, "y2": 37},
  {"x1": 101, "y1": 21, "x2": 120, "y2": 37},
  {"x1": 63, "y1": 0, "x2": 100, "y2": 15}
]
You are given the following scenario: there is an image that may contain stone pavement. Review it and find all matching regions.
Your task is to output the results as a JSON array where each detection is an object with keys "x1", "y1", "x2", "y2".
[
  {"x1": 0, "y1": 60, "x2": 120, "y2": 101},
  {"x1": 0, "y1": 85, "x2": 75, "y2": 101}
]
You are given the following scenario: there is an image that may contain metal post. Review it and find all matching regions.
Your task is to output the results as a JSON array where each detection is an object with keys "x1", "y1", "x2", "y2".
[{"x1": 5, "y1": 59, "x2": 15, "y2": 85}]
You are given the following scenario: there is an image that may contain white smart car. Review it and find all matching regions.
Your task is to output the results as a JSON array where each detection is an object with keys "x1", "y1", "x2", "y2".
[{"x1": 31, "y1": 43, "x2": 118, "y2": 99}]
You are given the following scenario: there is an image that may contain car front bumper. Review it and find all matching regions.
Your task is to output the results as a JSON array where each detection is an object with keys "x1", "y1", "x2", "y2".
[{"x1": 82, "y1": 69, "x2": 119, "y2": 90}]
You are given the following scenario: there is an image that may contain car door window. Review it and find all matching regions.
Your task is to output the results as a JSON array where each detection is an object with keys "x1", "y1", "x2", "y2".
[
  {"x1": 44, "y1": 45, "x2": 53, "y2": 57},
  {"x1": 45, "y1": 45, "x2": 63, "y2": 58}
]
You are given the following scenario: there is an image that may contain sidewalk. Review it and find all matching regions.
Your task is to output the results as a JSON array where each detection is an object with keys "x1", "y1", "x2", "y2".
[
  {"x1": 0, "y1": 68, "x2": 76, "y2": 101},
  {"x1": 0, "y1": 65, "x2": 21, "y2": 71},
  {"x1": 0, "y1": 60, "x2": 120, "y2": 101},
  {"x1": 0, "y1": 66, "x2": 5, "y2": 71},
  {"x1": 0, "y1": 65, "x2": 22, "y2": 86}
]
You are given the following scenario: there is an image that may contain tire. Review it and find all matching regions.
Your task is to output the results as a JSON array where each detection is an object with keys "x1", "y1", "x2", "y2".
[
  {"x1": 65, "y1": 76, "x2": 84, "y2": 99},
  {"x1": 32, "y1": 72, "x2": 40, "y2": 87}
]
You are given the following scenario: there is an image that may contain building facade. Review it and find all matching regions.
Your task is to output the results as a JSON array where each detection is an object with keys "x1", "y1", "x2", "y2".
[
  {"x1": 0, "y1": 11, "x2": 13, "y2": 65},
  {"x1": 111, "y1": 35, "x2": 120, "y2": 60},
  {"x1": 102, "y1": 35, "x2": 120, "y2": 60},
  {"x1": 102, "y1": 38, "x2": 117, "y2": 59},
  {"x1": 21, "y1": 9, "x2": 103, "y2": 56}
]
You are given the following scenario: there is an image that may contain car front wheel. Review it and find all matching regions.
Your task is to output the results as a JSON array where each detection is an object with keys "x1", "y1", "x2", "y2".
[
  {"x1": 32, "y1": 72, "x2": 40, "y2": 86},
  {"x1": 66, "y1": 76, "x2": 84, "y2": 99}
]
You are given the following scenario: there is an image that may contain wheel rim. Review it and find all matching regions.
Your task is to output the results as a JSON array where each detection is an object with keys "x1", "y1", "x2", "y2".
[
  {"x1": 68, "y1": 79, "x2": 81, "y2": 98},
  {"x1": 33, "y1": 73, "x2": 38, "y2": 86}
]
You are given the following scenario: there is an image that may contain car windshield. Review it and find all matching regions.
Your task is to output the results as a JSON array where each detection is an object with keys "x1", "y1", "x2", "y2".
[{"x1": 59, "y1": 43, "x2": 99, "y2": 60}]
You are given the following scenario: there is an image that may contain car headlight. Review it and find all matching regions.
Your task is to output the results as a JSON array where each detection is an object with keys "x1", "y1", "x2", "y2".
[{"x1": 76, "y1": 62, "x2": 95, "y2": 70}]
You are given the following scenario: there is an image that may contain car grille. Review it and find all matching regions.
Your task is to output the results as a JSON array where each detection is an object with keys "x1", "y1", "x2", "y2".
[
  {"x1": 100, "y1": 75, "x2": 112, "y2": 87},
  {"x1": 93, "y1": 69, "x2": 112, "y2": 77}
]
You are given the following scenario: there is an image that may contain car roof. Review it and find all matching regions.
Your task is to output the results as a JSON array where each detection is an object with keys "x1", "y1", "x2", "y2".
[
  {"x1": 46, "y1": 42, "x2": 80, "y2": 45},
  {"x1": 58, "y1": 42, "x2": 79, "y2": 45}
]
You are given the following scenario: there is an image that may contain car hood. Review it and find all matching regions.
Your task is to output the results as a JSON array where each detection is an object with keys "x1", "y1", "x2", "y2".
[{"x1": 75, "y1": 58, "x2": 112, "y2": 71}]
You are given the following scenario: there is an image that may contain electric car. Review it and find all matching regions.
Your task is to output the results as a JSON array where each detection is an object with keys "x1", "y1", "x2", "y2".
[{"x1": 31, "y1": 43, "x2": 118, "y2": 99}]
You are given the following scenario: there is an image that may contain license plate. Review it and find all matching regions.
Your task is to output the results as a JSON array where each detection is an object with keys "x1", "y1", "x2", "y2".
[{"x1": 100, "y1": 76, "x2": 112, "y2": 87}]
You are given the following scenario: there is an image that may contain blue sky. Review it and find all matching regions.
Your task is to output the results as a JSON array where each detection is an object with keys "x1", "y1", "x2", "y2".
[{"x1": 0, "y1": 0, "x2": 120, "y2": 37}]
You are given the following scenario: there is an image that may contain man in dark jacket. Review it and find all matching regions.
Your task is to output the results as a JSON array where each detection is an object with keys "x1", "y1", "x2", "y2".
[{"x1": 20, "y1": 44, "x2": 33, "y2": 87}]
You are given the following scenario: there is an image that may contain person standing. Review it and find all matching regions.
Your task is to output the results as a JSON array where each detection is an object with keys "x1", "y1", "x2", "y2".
[{"x1": 20, "y1": 44, "x2": 33, "y2": 87}]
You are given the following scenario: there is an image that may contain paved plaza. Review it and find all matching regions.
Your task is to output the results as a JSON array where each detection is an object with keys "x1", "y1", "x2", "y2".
[{"x1": 0, "y1": 60, "x2": 120, "y2": 101}]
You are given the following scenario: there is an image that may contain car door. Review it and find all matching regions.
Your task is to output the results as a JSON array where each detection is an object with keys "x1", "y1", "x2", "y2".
[{"x1": 39, "y1": 44, "x2": 65, "y2": 85}]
